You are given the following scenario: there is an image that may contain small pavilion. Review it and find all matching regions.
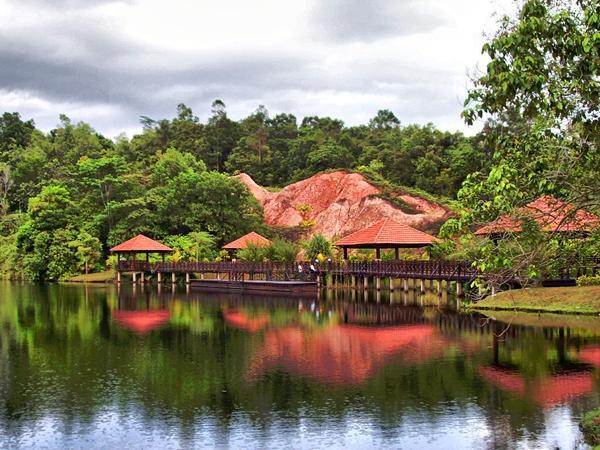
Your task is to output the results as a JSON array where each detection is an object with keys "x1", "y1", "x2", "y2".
[
  {"x1": 335, "y1": 218, "x2": 440, "y2": 260},
  {"x1": 223, "y1": 231, "x2": 271, "y2": 251},
  {"x1": 110, "y1": 234, "x2": 173, "y2": 262},
  {"x1": 475, "y1": 195, "x2": 599, "y2": 239}
]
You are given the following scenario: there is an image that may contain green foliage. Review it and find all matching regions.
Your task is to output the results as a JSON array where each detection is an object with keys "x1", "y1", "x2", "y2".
[
  {"x1": 236, "y1": 242, "x2": 267, "y2": 262},
  {"x1": 264, "y1": 238, "x2": 299, "y2": 262},
  {"x1": 444, "y1": 0, "x2": 600, "y2": 282},
  {"x1": 302, "y1": 234, "x2": 333, "y2": 261},
  {"x1": 164, "y1": 232, "x2": 217, "y2": 262},
  {"x1": 581, "y1": 408, "x2": 600, "y2": 446},
  {"x1": 0, "y1": 99, "x2": 493, "y2": 279},
  {"x1": 577, "y1": 276, "x2": 600, "y2": 287}
]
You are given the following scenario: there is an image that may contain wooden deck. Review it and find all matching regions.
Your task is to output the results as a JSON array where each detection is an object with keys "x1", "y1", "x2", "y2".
[{"x1": 118, "y1": 260, "x2": 479, "y2": 282}]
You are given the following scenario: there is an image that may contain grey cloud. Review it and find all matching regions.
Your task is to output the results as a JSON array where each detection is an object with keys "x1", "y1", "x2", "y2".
[
  {"x1": 310, "y1": 0, "x2": 446, "y2": 42},
  {"x1": 0, "y1": 0, "x2": 473, "y2": 135}
]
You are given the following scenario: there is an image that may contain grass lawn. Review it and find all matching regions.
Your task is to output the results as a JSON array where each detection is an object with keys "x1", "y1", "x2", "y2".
[
  {"x1": 476, "y1": 309, "x2": 600, "y2": 332},
  {"x1": 66, "y1": 270, "x2": 115, "y2": 283},
  {"x1": 473, "y1": 286, "x2": 600, "y2": 315}
]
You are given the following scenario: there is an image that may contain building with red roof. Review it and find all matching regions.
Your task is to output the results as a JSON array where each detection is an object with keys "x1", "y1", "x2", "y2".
[
  {"x1": 335, "y1": 218, "x2": 440, "y2": 259},
  {"x1": 222, "y1": 231, "x2": 271, "y2": 250},
  {"x1": 110, "y1": 234, "x2": 173, "y2": 254},
  {"x1": 475, "y1": 196, "x2": 599, "y2": 237}
]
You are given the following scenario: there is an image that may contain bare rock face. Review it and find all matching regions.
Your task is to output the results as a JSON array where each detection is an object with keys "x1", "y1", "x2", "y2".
[{"x1": 238, "y1": 171, "x2": 451, "y2": 239}]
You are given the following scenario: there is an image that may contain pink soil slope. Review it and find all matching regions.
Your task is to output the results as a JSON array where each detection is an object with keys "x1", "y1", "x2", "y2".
[{"x1": 238, "y1": 171, "x2": 451, "y2": 238}]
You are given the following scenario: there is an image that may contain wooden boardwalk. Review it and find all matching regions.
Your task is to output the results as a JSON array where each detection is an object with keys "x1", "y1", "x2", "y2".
[{"x1": 118, "y1": 260, "x2": 478, "y2": 282}]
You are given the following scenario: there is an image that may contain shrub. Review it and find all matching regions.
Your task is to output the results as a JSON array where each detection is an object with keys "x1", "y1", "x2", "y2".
[
  {"x1": 580, "y1": 408, "x2": 600, "y2": 446},
  {"x1": 577, "y1": 275, "x2": 600, "y2": 286},
  {"x1": 303, "y1": 234, "x2": 333, "y2": 261},
  {"x1": 236, "y1": 242, "x2": 267, "y2": 262},
  {"x1": 264, "y1": 238, "x2": 299, "y2": 262}
]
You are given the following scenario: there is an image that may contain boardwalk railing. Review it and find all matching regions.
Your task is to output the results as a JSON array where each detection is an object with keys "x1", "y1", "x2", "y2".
[{"x1": 118, "y1": 260, "x2": 479, "y2": 282}]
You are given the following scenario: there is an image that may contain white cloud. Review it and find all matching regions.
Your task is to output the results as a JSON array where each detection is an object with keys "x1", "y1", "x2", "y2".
[{"x1": 0, "y1": 0, "x2": 515, "y2": 136}]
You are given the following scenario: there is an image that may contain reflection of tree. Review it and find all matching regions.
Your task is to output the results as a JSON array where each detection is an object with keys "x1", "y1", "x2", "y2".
[{"x1": 1, "y1": 284, "x2": 600, "y2": 448}]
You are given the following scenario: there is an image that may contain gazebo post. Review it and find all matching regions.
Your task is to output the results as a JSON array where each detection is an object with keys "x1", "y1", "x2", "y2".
[
  {"x1": 343, "y1": 247, "x2": 348, "y2": 260},
  {"x1": 375, "y1": 248, "x2": 381, "y2": 260},
  {"x1": 395, "y1": 248, "x2": 399, "y2": 260}
]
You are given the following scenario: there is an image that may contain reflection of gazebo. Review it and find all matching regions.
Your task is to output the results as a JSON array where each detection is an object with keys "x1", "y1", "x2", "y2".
[
  {"x1": 335, "y1": 218, "x2": 440, "y2": 259},
  {"x1": 110, "y1": 234, "x2": 173, "y2": 262},
  {"x1": 247, "y1": 324, "x2": 445, "y2": 385},
  {"x1": 478, "y1": 366, "x2": 593, "y2": 408},
  {"x1": 224, "y1": 310, "x2": 270, "y2": 332},
  {"x1": 223, "y1": 231, "x2": 270, "y2": 252},
  {"x1": 112, "y1": 310, "x2": 171, "y2": 334},
  {"x1": 475, "y1": 196, "x2": 599, "y2": 239}
]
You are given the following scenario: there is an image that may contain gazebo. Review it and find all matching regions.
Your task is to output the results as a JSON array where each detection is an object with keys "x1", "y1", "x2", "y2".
[
  {"x1": 110, "y1": 234, "x2": 173, "y2": 262},
  {"x1": 474, "y1": 195, "x2": 599, "y2": 239},
  {"x1": 222, "y1": 231, "x2": 271, "y2": 251},
  {"x1": 335, "y1": 218, "x2": 440, "y2": 260}
]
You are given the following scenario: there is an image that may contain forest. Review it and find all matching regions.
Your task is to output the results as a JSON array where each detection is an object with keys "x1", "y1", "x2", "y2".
[
  {"x1": 0, "y1": 104, "x2": 491, "y2": 280},
  {"x1": 0, "y1": 0, "x2": 597, "y2": 283}
]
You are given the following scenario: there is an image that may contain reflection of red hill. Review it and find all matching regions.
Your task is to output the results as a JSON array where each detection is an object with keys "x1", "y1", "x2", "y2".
[
  {"x1": 248, "y1": 324, "x2": 445, "y2": 385},
  {"x1": 579, "y1": 346, "x2": 600, "y2": 367},
  {"x1": 224, "y1": 311, "x2": 270, "y2": 332},
  {"x1": 112, "y1": 310, "x2": 170, "y2": 334},
  {"x1": 478, "y1": 366, "x2": 593, "y2": 408}
]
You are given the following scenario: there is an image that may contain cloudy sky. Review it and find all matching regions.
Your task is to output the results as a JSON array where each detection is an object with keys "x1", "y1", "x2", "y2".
[{"x1": 0, "y1": 0, "x2": 514, "y2": 138}]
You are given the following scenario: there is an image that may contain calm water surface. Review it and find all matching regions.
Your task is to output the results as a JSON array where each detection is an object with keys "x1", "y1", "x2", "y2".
[{"x1": 1, "y1": 283, "x2": 600, "y2": 449}]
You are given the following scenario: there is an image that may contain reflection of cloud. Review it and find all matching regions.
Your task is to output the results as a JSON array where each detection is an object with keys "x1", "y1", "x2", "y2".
[
  {"x1": 247, "y1": 324, "x2": 445, "y2": 385},
  {"x1": 224, "y1": 311, "x2": 269, "y2": 333},
  {"x1": 478, "y1": 366, "x2": 593, "y2": 408},
  {"x1": 112, "y1": 310, "x2": 170, "y2": 334}
]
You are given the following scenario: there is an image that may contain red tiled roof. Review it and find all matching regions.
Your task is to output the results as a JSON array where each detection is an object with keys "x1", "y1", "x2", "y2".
[
  {"x1": 475, "y1": 196, "x2": 599, "y2": 235},
  {"x1": 223, "y1": 231, "x2": 270, "y2": 250},
  {"x1": 335, "y1": 218, "x2": 440, "y2": 247},
  {"x1": 110, "y1": 234, "x2": 173, "y2": 252}
]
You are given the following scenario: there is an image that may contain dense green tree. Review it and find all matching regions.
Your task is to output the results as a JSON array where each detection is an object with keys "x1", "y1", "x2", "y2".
[{"x1": 443, "y1": 0, "x2": 600, "y2": 284}]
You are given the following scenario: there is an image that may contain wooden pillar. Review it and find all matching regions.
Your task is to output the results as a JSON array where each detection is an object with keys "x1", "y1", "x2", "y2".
[
  {"x1": 375, "y1": 248, "x2": 381, "y2": 260},
  {"x1": 395, "y1": 248, "x2": 399, "y2": 260},
  {"x1": 141, "y1": 272, "x2": 145, "y2": 284},
  {"x1": 403, "y1": 278, "x2": 408, "y2": 292},
  {"x1": 171, "y1": 272, "x2": 176, "y2": 284},
  {"x1": 456, "y1": 281, "x2": 463, "y2": 297},
  {"x1": 185, "y1": 273, "x2": 190, "y2": 284},
  {"x1": 363, "y1": 276, "x2": 369, "y2": 290},
  {"x1": 117, "y1": 271, "x2": 121, "y2": 284},
  {"x1": 157, "y1": 272, "x2": 162, "y2": 284},
  {"x1": 390, "y1": 278, "x2": 395, "y2": 291},
  {"x1": 132, "y1": 272, "x2": 137, "y2": 284},
  {"x1": 343, "y1": 247, "x2": 348, "y2": 260},
  {"x1": 437, "y1": 279, "x2": 442, "y2": 296},
  {"x1": 376, "y1": 277, "x2": 381, "y2": 290},
  {"x1": 420, "y1": 279, "x2": 425, "y2": 293}
]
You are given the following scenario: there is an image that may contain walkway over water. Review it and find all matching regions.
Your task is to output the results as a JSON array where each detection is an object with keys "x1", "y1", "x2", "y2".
[{"x1": 118, "y1": 260, "x2": 479, "y2": 282}]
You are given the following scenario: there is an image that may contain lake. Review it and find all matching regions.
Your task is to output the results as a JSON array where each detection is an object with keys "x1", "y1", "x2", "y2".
[{"x1": 1, "y1": 282, "x2": 599, "y2": 449}]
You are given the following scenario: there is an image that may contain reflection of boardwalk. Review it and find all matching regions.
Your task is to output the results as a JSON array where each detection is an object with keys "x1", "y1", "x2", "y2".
[{"x1": 247, "y1": 324, "x2": 446, "y2": 385}]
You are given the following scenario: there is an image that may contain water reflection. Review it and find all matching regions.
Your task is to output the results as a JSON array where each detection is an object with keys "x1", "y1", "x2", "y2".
[{"x1": 0, "y1": 283, "x2": 599, "y2": 449}]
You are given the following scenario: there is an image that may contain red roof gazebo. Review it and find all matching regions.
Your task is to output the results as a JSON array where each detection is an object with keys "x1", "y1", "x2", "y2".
[
  {"x1": 475, "y1": 196, "x2": 599, "y2": 238},
  {"x1": 222, "y1": 231, "x2": 270, "y2": 251},
  {"x1": 335, "y1": 218, "x2": 440, "y2": 259},
  {"x1": 110, "y1": 234, "x2": 173, "y2": 262}
]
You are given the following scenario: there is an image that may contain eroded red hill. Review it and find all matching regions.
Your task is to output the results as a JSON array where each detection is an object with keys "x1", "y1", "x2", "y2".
[{"x1": 238, "y1": 171, "x2": 452, "y2": 238}]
